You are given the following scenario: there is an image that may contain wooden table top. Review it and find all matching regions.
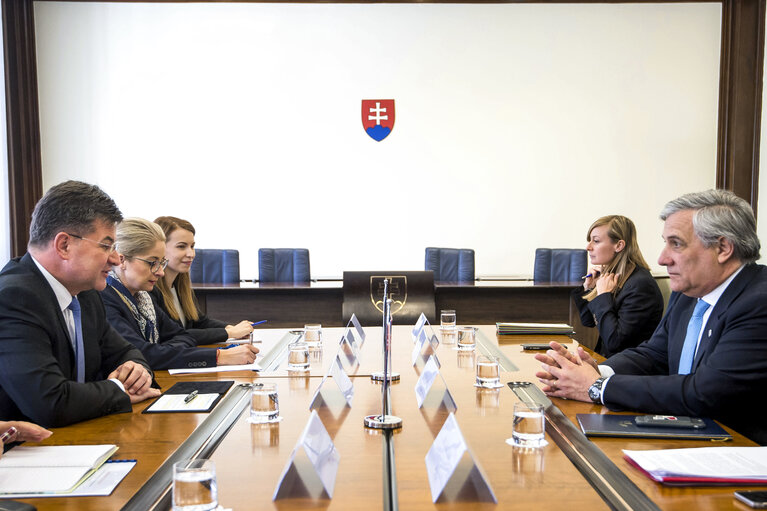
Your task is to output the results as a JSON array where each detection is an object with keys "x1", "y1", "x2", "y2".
[{"x1": 11, "y1": 325, "x2": 765, "y2": 510}]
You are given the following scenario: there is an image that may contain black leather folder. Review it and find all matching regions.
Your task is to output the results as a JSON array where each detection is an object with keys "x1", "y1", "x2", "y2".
[{"x1": 576, "y1": 414, "x2": 732, "y2": 441}]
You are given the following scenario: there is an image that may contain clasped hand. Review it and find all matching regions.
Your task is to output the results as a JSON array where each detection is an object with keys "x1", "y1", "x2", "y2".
[
  {"x1": 534, "y1": 341, "x2": 601, "y2": 403},
  {"x1": 108, "y1": 361, "x2": 160, "y2": 403}
]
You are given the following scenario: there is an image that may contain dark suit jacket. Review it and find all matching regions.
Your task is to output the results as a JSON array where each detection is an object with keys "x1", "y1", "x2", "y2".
[
  {"x1": 0, "y1": 254, "x2": 152, "y2": 427},
  {"x1": 101, "y1": 285, "x2": 217, "y2": 370},
  {"x1": 572, "y1": 267, "x2": 664, "y2": 357},
  {"x1": 149, "y1": 287, "x2": 228, "y2": 345},
  {"x1": 602, "y1": 263, "x2": 767, "y2": 445}
]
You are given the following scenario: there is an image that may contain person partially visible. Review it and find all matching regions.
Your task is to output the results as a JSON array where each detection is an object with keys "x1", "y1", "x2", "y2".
[
  {"x1": 1, "y1": 421, "x2": 52, "y2": 458},
  {"x1": 572, "y1": 215, "x2": 664, "y2": 357},
  {"x1": 0, "y1": 181, "x2": 159, "y2": 427},
  {"x1": 152, "y1": 216, "x2": 253, "y2": 344},
  {"x1": 536, "y1": 189, "x2": 767, "y2": 445},
  {"x1": 101, "y1": 218, "x2": 259, "y2": 370}
]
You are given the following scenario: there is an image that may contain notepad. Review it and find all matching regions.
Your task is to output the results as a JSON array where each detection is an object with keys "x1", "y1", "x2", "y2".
[{"x1": 0, "y1": 444, "x2": 118, "y2": 494}]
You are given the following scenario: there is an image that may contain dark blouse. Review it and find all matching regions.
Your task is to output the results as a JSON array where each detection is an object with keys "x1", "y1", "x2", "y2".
[{"x1": 150, "y1": 286, "x2": 228, "y2": 345}]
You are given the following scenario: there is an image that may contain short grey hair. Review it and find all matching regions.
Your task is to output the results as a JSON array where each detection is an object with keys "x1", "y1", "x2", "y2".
[{"x1": 660, "y1": 189, "x2": 760, "y2": 263}]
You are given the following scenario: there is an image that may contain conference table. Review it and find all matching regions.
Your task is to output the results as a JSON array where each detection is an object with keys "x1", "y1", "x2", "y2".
[{"x1": 10, "y1": 325, "x2": 764, "y2": 511}]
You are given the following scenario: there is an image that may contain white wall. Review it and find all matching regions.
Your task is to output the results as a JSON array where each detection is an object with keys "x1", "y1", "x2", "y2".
[{"x1": 34, "y1": 2, "x2": 722, "y2": 279}]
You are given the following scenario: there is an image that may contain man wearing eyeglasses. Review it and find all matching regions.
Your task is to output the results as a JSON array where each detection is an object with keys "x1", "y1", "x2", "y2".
[{"x1": 0, "y1": 181, "x2": 160, "y2": 427}]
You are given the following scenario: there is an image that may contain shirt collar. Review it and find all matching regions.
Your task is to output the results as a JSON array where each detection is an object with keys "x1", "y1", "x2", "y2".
[
  {"x1": 30, "y1": 254, "x2": 75, "y2": 312},
  {"x1": 700, "y1": 264, "x2": 745, "y2": 308}
]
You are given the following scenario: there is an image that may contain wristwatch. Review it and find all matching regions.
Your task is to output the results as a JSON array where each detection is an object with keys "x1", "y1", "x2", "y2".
[{"x1": 588, "y1": 377, "x2": 606, "y2": 404}]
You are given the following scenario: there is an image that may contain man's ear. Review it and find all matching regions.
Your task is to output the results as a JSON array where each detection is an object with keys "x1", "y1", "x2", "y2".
[
  {"x1": 53, "y1": 232, "x2": 72, "y2": 260},
  {"x1": 716, "y1": 236, "x2": 735, "y2": 263}
]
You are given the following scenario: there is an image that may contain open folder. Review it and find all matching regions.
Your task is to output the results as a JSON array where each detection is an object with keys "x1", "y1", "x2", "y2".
[{"x1": 0, "y1": 444, "x2": 117, "y2": 494}]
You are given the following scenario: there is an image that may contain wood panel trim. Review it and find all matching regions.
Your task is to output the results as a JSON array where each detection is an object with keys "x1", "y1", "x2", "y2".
[{"x1": 2, "y1": 0, "x2": 42, "y2": 257}]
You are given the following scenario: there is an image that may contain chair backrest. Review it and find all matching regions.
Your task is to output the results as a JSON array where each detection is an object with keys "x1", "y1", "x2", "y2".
[
  {"x1": 425, "y1": 247, "x2": 475, "y2": 282},
  {"x1": 342, "y1": 271, "x2": 436, "y2": 326},
  {"x1": 533, "y1": 248, "x2": 587, "y2": 284},
  {"x1": 189, "y1": 249, "x2": 240, "y2": 284},
  {"x1": 258, "y1": 248, "x2": 311, "y2": 283}
]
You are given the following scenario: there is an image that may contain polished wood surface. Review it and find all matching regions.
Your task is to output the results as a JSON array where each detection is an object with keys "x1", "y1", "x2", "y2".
[{"x1": 13, "y1": 326, "x2": 765, "y2": 510}]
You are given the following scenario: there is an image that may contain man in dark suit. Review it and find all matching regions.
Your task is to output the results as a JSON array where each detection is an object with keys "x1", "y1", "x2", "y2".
[
  {"x1": 537, "y1": 189, "x2": 767, "y2": 444},
  {"x1": 0, "y1": 181, "x2": 160, "y2": 427}
]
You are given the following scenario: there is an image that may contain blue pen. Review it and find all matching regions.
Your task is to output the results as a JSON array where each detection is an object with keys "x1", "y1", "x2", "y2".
[
  {"x1": 220, "y1": 344, "x2": 239, "y2": 350},
  {"x1": 251, "y1": 320, "x2": 267, "y2": 327}
]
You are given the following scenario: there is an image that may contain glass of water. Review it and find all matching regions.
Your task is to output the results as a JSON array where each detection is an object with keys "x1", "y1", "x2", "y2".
[
  {"x1": 303, "y1": 324, "x2": 322, "y2": 347},
  {"x1": 287, "y1": 341, "x2": 310, "y2": 371},
  {"x1": 457, "y1": 326, "x2": 477, "y2": 350},
  {"x1": 475, "y1": 355, "x2": 502, "y2": 388},
  {"x1": 172, "y1": 459, "x2": 217, "y2": 511},
  {"x1": 440, "y1": 309, "x2": 456, "y2": 329},
  {"x1": 248, "y1": 382, "x2": 280, "y2": 423},
  {"x1": 508, "y1": 402, "x2": 547, "y2": 448}
]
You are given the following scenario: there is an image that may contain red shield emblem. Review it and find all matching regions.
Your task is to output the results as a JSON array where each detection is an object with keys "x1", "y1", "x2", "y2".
[{"x1": 362, "y1": 100, "x2": 395, "y2": 141}]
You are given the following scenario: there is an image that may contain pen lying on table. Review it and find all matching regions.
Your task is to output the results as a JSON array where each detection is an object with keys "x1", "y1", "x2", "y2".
[{"x1": 184, "y1": 390, "x2": 199, "y2": 404}]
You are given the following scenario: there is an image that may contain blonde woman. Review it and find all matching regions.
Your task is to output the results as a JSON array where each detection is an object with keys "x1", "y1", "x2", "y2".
[
  {"x1": 152, "y1": 216, "x2": 253, "y2": 344},
  {"x1": 572, "y1": 215, "x2": 664, "y2": 357},
  {"x1": 101, "y1": 218, "x2": 258, "y2": 370}
]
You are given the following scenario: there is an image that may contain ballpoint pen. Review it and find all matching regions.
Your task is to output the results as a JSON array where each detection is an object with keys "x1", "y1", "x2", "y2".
[
  {"x1": 251, "y1": 320, "x2": 267, "y2": 327},
  {"x1": 184, "y1": 390, "x2": 199, "y2": 404},
  {"x1": 0, "y1": 426, "x2": 18, "y2": 443}
]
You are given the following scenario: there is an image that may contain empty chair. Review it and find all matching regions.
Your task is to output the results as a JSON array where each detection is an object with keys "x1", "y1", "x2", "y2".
[
  {"x1": 533, "y1": 248, "x2": 587, "y2": 283},
  {"x1": 189, "y1": 249, "x2": 240, "y2": 284},
  {"x1": 258, "y1": 248, "x2": 311, "y2": 283},
  {"x1": 425, "y1": 247, "x2": 475, "y2": 282}
]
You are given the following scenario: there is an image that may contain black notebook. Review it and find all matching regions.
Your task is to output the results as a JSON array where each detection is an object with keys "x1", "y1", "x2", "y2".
[
  {"x1": 576, "y1": 414, "x2": 732, "y2": 441},
  {"x1": 143, "y1": 380, "x2": 235, "y2": 414}
]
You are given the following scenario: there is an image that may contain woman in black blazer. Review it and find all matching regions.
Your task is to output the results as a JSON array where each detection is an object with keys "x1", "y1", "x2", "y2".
[
  {"x1": 571, "y1": 215, "x2": 664, "y2": 357},
  {"x1": 152, "y1": 216, "x2": 254, "y2": 344},
  {"x1": 102, "y1": 218, "x2": 258, "y2": 370}
]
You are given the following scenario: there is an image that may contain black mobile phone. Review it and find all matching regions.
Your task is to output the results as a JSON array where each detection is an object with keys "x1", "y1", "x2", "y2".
[
  {"x1": 634, "y1": 415, "x2": 706, "y2": 429},
  {"x1": 735, "y1": 491, "x2": 767, "y2": 509},
  {"x1": 521, "y1": 344, "x2": 566, "y2": 351}
]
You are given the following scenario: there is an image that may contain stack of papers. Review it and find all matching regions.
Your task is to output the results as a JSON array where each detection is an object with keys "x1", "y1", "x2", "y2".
[
  {"x1": 496, "y1": 322, "x2": 574, "y2": 335},
  {"x1": 0, "y1": 444, "x2": 117, "y2": 494},
  {"x1": 624, "y1": 446, "x2": 767, "y2": 485}
]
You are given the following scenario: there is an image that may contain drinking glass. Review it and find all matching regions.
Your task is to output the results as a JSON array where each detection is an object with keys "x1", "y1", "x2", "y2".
[
  {"x1": 475, "y1": 355, "x2": 501, "y2": 388},
  {"x1": 440, "y1": 309, "x2": 457, "y2": 329},
  {"x1": 457, "y1": 326, "x2": 477, "y2": 350},
  {"x1": 172, "y1": 459, "x2": 218, "y2": 511},
  {"x1": 287, "y1": 341, "x2": 310, "y2": 371},
  {"x1": 304, "y1": 324, "x2": 322, "y2": 347},
  {"x1": 508, "y1": 402, "x2": 546, "y2": 448},
  {"x1": 248, "y1": 382, "x2": 280, "y2": 423}
]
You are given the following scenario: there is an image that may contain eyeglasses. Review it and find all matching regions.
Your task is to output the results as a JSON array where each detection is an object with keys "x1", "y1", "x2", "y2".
[
  {"x1": 130, "y1": 256, "x2": 169, "y2": 274},
  {"x1": 66, "y1": 233, "x2": 117, "y2": 254}
]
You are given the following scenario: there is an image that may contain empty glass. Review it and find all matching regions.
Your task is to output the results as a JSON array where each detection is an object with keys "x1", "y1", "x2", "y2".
[
  {"x1": 508, "y1": 402, "x2": 547, "y2": 448},
  {"x1": 457, "y1": 326, "x2": 477, "y2": 350},
  {"x1": 287, "y1": 341, "x2": 310, "y2": 371},
  {"x1": 248, "y1": 383, "x2": 280, "y2": 423},
  {"x1": 172, "y1": 459, "x2": 217, "y2": 511},
  {"x1": 475, "y1": 355, "x2": 502, "y2": 388},
  {"x1": 304, "y1": 324, "x2": 322, "y2": 347},
  {"x1": 440, "y1": 309, "x2": 456, "y2": 329}
]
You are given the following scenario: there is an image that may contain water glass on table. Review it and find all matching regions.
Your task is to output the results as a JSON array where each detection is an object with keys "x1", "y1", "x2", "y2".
[
  {"x1": 507, "y1": 402, "x2": 547, "y2": 448},
  {"x1": 172, "y1": 459, "x2": 218, "y2": 511},
  {"x1": 475, "y1": 355, "x2": 502, "y2": 388},
  {"x1": 440, "y1": 309, "x2": 457, "y2": 344},
  {"x1": 303, "y1": 324, "x2": 322, "y2": 347},
  {"x1": 248, "y1": 383, "x2": 281, "y2": 423},
  {"x1": 287, "y1": 341, "x2": 310, "y2": 371},
  {"x1": 457, "y1": 326, "x2": 477, "y2": 350}
]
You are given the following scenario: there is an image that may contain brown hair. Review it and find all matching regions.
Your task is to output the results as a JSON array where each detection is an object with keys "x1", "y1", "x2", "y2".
[
  {"x1": 583, "y1": 215, "x2": 650, "y2": 301},
  {"x1": 153, "y1": 216, "x2": 199, "y2": 321}
]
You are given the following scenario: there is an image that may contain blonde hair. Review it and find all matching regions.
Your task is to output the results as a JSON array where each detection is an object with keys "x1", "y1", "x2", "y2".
[
  {"x1": 583, "y1": 215, "x2": 650, "y2": 301},
  {"x1": 153, "y1": 216, "x2": 199, "y2": 322},
  {"x1": 115, "y1": 217, "x2": 165, "y2": 257}
]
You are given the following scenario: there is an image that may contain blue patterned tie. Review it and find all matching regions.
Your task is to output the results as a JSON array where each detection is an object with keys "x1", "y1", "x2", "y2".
[
  {"x1": 68, "y1": 297, "x2": 85, "y2": 383},
  {"x1": 678, "y1": 299, "x2": 710, "y2": 375}
]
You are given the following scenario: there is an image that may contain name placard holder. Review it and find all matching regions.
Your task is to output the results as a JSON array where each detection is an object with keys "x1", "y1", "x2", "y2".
[
  {"x1": 346, "y1": 313, "x2": 366, "y2": 346},
  {"x1": 412, "y1": 329, "x2": 441, "y2": 369},
  {"x1": 414, "y1": 357, "x2": 456, "y2": 413},
  {"x1": 273, "y1": 410, "x2": 340, "y2": 500},
  {"x1": 412, "y1": 313, "x2": 428, "y2": 341},
  {"x1": 424, "y1": 413, "x2": 497, "y2": 503},
  {"x1": 309, "y1": 355, "x2": 354, "y2": 411}
]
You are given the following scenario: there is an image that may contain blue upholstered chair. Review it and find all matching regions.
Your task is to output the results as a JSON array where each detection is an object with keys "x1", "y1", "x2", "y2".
[
  {"x1": 258, "y1": 248, "x2": 311, "y2": 283},
  {"x1": 533, "y1": 248, "x2": 587, "y2": 283},
  {"x1": 189, "y1": 249, "x2": 240, "y2": 284},
  {"x1": 425, "y1": 247, "x2": 475, "y2": 282}
]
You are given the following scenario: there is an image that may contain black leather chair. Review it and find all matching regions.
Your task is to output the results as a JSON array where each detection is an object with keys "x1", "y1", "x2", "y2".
[
  {"x1": 533, "y1": 248, "x2": 587, "y2": 283},
  {"x1": 189, "y1": 249, "x2": 240, "y2": 284},
  {"x1": 258, "y1": 248, "x2": 311, "y2": 283},
  {"x1": 425, "y1": 247, "x2": 475, "y2": 282}
]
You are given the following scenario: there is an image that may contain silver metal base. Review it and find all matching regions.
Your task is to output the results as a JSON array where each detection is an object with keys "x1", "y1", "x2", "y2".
[
  {"x1": 370, "y1": 371, "x2": 400, "y2": 382},
  {"x1": 364, "y1": 414, "x2": 403, "y2": 429}
]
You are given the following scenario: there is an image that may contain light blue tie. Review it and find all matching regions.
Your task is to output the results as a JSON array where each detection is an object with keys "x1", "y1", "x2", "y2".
[
  {"x1": 68, "y1": 297, "x2": 85, "y2": 383},
  {"x1": 678, "y1": 299, "x2": 710, "y2": 375}
]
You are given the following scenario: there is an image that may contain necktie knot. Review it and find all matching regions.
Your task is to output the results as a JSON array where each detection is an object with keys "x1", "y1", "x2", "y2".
[
  {"x1": 692, "y1": 298, "x2": 710, "y2": 318},
  {"x1": 68, "y1": 296, "x2": 81, "y2": 313}
]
